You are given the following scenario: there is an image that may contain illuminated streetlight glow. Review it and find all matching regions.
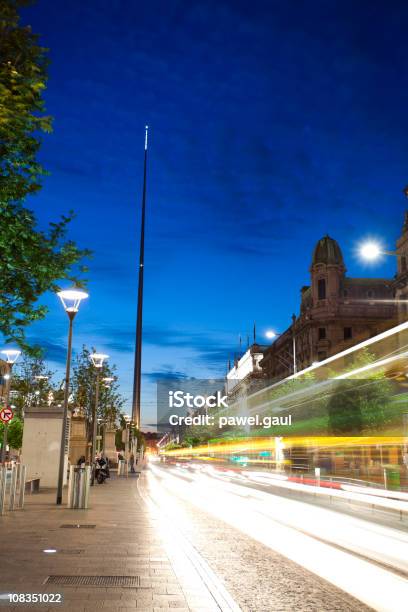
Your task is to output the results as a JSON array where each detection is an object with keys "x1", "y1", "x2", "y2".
[
  {"x1": 89, "y1": 353, "x2": 109, "y2": 368},
  {"x1": 265, "y1": 330, "x2": 278, "y2": 339},
  {"x1": 1, "y1": 349, "x2": 21, "y2": 364},
  {"x1": 359, "y1": 241, "x2": 382, "y2": 261},
  {"x1": 57, "y1": 288, "x2": 89, "y2": 313}
]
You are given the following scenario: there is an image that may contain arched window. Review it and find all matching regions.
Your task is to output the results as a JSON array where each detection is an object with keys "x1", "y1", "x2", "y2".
[{"x1": 318, "y1": 278, "x2": 326, "y2": 300}]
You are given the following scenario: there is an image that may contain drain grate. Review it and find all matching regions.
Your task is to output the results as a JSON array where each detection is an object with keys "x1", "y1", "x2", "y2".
[
  {"x1": 58, "y1": 549, "x2": 84, "y2": 555},
  {"x1": 45, "y1": 575, "x2": 141, "y2": 587},
  {"x1": 60, "y1": 524, "x2": 96, "y2": 529}
]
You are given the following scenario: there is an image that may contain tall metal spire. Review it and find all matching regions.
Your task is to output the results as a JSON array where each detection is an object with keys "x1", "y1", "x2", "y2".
[{"x1": 132, "y1": 125, "x2": 149, "y2": 428}]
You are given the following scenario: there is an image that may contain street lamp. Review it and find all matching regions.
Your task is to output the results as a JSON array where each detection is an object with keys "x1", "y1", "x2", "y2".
[
  {"x1": 359, "y1": 241, "x2": 396, "y2": 261},
  {"x1": 56, "y1": 288, "x2": 88, "y2": 505},
  {"x1": 34, "y1": 375, "x2": 49, "y2": 406},
  {"x1": 89, "y1": 352, "x2": 108, "y2": 485},
  {"x1": 1, "y1": 349, "x2": 21, "y2": 463},
  {"x1": 102, "y1": 376, "x2": 114, "y2": 388},
  {"x1": 265, "y1": 330, "x2": 277, "y2": 340}
]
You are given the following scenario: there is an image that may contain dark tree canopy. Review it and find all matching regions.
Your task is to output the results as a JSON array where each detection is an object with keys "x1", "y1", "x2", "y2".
[
  {"x1": 71, "y1": 346, "x2": 125, "y2": 428},
  {"x1": 10, "y1": 353, "x2": 55, "y2": 417},
  {"x1": 0, "y1": 0, "x2": 89, "y2": 352},
  {"x1": 0, "y1": 0, "x2": 51, "y2": 202}
]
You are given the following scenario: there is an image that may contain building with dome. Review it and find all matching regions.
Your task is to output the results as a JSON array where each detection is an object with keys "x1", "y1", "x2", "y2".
[{"x1": 260, "y1": 233, "x2": 397, "y2": 381}]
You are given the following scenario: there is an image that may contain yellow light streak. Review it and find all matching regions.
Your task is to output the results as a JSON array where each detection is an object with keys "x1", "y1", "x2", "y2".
[{"x1": 160, "y1": 435, "x2": 405, "y2": 458}]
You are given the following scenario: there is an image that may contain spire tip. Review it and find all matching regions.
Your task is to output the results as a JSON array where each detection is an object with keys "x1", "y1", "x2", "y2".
[{"x1": 144, "y1": 125, "x2": 149, "y2": 150}]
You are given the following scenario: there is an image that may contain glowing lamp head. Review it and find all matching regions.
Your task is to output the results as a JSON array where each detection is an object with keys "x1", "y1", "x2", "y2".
[
  {"x1": 89, "y1": 353, "x2": 109, "y2": 368},
  {"x1": 360, "y1": 242, "x2": 382, "y2": 261},
  {"x1": 102, "y1": 377, "x2": 114, "y2": 383},
  {"x1": 57, "y1": 288, "x2": 89, "y2": 313},
  {"x1": 1, "y1": 349, "x2": 21, "y2": 364},
  {"x1": 265, "y1": 330, "x2": 277, "y2": 340}
]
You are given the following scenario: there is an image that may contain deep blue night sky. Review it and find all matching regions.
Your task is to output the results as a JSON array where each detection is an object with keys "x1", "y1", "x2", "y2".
[{"x1": 17, "y1": 0, "x2": 408, "y2": 427}]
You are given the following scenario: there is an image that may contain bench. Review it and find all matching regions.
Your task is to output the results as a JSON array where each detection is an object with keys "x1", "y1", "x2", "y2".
[{"x1": 25, "y1": 478, "x2": 40, "y2": 493}]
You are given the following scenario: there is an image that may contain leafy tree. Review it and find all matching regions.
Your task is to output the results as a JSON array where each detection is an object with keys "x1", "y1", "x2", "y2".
[
  {"x1": 115, "y1": 429, "x2": 125, "y2": 452},
  {"x1": 71, "y1": 346, "x2": 125, "y2": 440},
  {"x1": 327, "y1": 349, "x2": 393, "y2": 434},
  {"x1": 327, "y1": 380, "x2": 364, "y2": 435},
  {"x1": 116, "y1": 413, "x2": 145, "y2": 452},
  {"x1": 9, "y1": 353, "x2": 54, "y2": 417},
  {"x1": 0, "y1": 0, "x2": 90, "y2": 351},
  {"x1": 0, "y1": 416, "x2": 23, "y2": 450}
]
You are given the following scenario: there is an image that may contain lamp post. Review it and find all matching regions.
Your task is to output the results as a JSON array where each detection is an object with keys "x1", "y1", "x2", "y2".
[
  {"x1": 101, "y1": 377, "x2": 114, "y2": 455},
  {"x1": 1, "y1": 349, "x2": 21, "y2": 463},
  {"x1": 56, "y1": 288, "x2": 88, "y2": 505},
  {"x1": 123, "y1": 414, "x2": 131, "y2": 465},
  {"x1": 89, "y1": 353, "x2": 109, "y2": 485},
  {"x1": 34, "y1": 375, "x2": 49, "y2": 407}
]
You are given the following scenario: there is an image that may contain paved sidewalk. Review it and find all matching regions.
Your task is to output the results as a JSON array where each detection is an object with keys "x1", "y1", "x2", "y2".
[{"x1": 0, "y1": 472, "x2": 233, "y2": 612}]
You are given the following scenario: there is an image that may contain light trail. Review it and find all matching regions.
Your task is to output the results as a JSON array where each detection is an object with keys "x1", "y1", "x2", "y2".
[
  {"x1": 148, "y1": 462, "x2": 408, "y2": 612},
  {"x1": 137, "y1": 474, "x2": 240, "y2": 612},
  {"x1": 162, "y1": 435, "x2": 405, "y2": 459}
]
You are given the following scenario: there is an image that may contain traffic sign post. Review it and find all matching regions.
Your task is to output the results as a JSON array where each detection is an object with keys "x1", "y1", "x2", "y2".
[
  {"x1": 0, "y1": 407, "x2": 14, "y2": 423},
  {"x1": 1, "y1": 406, "x2": 14, "y2": 464}
]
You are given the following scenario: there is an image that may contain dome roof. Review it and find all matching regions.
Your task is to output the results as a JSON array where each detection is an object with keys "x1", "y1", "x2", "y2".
[{"x1": 312, "y1": 235, "x2": 344, "y2": 266}]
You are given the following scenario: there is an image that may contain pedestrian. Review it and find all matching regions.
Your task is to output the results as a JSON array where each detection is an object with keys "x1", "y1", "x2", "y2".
[
  {"x1": 77, "y1": 455, "x2": 86, "y2": 467},
  {"x1": 129, "y1": 453, "x2": 135, "y2": 473}
]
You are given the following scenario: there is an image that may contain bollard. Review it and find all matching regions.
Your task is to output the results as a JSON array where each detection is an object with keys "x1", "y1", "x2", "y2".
[
  {"x1": 118, "y1": 459, "x2": 126, "y2": 476},
  {"x1": 83, "y1": 466, "x2": 91, "y2": 507},
  {"x1": 0, "y1": 467, "x2": 6, "y2": 516},
  {"x1": 9, "y1": 464, "x2": 17, "y2": 511},
  {"x1": 68, "y1": 466, "x2": 91, "y2": 509},
  {"x1": 18, "y1": 464, "x2": 26, "y2": 509}
]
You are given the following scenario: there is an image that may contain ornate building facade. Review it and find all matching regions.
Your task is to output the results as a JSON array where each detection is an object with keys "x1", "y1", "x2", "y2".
[
  {"x1": 259, "y1": 215, "x2": 408, "y2": 382},
  {"x1": 395, "y1": 212, "x2": 408, "y2": 322}
]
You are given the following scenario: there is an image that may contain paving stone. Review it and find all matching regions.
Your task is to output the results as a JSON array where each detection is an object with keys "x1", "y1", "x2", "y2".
[{"x1": 0, "y1": 475, "x2": 223, "y2": 612}]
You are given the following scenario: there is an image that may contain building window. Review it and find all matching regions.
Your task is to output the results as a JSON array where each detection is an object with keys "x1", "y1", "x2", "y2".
[
  {"x1": 317, "y1": 351, "x2": 327, "y2": 361},
  {"x1": 344, "y1": 327, "x2": 352, "y2": 340},
  {"x1": 318, "y1": 278, "x2": 326, "y2": 300},
  {"x1": 367, "y1": 290, "x2": 374, "y2": 298},
  {"x1": 401, "y1": 256, "x2": 407, "y2": 272},
  {"x1": 318, "y1": 327, "x2": 326, "y2": 340}
]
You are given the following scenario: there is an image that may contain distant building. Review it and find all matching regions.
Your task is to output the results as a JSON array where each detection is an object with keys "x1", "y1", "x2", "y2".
[{"x1": 226, "y1": 343, "x2": 267, "y2": 400}]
